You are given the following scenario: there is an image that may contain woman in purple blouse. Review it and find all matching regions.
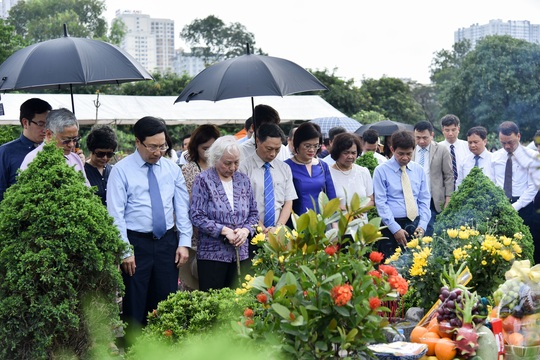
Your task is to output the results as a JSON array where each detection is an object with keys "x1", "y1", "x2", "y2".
[{"x1": 190, "y1": 136, "x2": 259, "y2": 291}]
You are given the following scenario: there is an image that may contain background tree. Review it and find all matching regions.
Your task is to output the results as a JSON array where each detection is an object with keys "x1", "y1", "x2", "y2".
[
  {"x1": 308, "y1": 68, "x2": 363, "y2": 116},
  {"x1": 435, "y1": 36, "x2": 540, "y2": 140},
  {"x1": 411, "y1": 82, "x2": 440, "y2": 129},
  {"x1": 358, "y1": 77, "x2": 424, "y2": 124},
  {"x1": 180, "y1": 15, "x2": 263, "y2": 65},
  {"x1": 106, "y1": 17, "x2": 127, "y2": 46},
  {"x1": 0, "y1": 19, "x2": 27, "y2": 64}
]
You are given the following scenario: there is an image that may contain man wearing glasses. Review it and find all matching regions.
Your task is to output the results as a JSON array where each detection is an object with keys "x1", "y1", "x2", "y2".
[
  {"x1": 0, "y1": 98, "x2": 52, "y2": 201},
  {"x1": 106, "y1": 116, "x2": 192, "y2": 347},
  {"x1": 19, "y1": 108, "x2": 89, "y2": 186}
]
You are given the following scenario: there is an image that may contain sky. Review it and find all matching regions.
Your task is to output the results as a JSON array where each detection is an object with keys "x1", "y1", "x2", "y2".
[{"x1": 104, "y1": 0, "x2": 540, "y2": 85}]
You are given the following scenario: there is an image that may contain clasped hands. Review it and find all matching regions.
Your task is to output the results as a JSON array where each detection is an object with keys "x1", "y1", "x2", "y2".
[{"x1": 222, "y1": 226, "x2": 250, "y2": 247}]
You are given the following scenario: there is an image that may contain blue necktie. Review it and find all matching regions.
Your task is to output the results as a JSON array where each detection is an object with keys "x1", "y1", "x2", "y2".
[
  {"x1": 474, "y1": 155, "x2": 480, "y2": 168},
  {"x1": 263, "y1": 162, "x2": 275, "y2": 228},
  {"x1": 147, "y1": 163, "x2": 167, "y2": 238},
  {"x1": 450, "y1": 145, "x2": 458, "y2": 183},
  {"x1": 419, "y1": 148, "x2": 427, "y2": 167}
]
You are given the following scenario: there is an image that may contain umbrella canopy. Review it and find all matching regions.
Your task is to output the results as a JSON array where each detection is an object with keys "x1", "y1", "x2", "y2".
[
  {"x1": 174, "y1": 52, "x2": 327, "y2": 109},
  {"x1": 0, "y1": 25, "x2": 153, "y2": 113},
  {"x1": 310, "y1": 116, "x2": 361, "y2": 139},
  {"x1": 355, "y1": 120, "x2": 414, "y2": 137}
]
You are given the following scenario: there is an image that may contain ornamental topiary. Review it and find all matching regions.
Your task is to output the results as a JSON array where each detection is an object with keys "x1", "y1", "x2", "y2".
[
  {"x1": 356, "y1": 151, "x2": 379, "y2": 220},
  {"x1": 0, "y1": 142, "x2": 126, "y2": 359},
  {"x1": 434, "y1": 167, "x2": 534, "y2": 262}
]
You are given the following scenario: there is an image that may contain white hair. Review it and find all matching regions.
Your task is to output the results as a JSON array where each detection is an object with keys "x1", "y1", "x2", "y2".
[{"x1": 206, "y1": 135, "x2": 240, "y2": 168}]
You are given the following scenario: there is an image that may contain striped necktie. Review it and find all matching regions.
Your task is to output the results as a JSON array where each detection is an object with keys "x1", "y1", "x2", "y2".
[
  {"x1": 419, "y1": 148, "x2": 427, "y2": 167},
  {"x1": 147, "y1": 163, "x2": 167, "y2": 239},
  {"x1": 450, "y1": 144, "x2": 458, "y2": 183},
  {"x1": 263, "y1": 162, "x2": 275, "y2": 228}
]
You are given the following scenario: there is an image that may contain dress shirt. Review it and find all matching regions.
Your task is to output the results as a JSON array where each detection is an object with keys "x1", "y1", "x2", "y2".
[
  {"x1": 415, "y1": 144, "x2": 431, "y2": 189},
  {"x1": 0, "y1": 134, "x2": 38, "y2": 201},
  {"x1": 106, "y1": 150, "x2": 192, "y2": 249},
  {"x1": 361, "y1": 151, "x2": 388, "y2": 165},
  {"x1": 239, "y1": 153, "x2": 297, "y2": 225},
  {"x1": 177, "y1": 150, "x2": 189, "y2": 166},
  {"x1": 239, "y1": 137, "x2": 289, "y2": 162},
  {"x1": 373, "y1": 157, "x2": 431, "y2": 234},
  {"x1": 439, "y1": 139, "x2": 471, "y2": 185},
  {"x1": 491, "y1": 145, "x2": 537, "y2": 211},
  {"x1": 456, "y1": 149, "x2": 494, "y2": 187},
  {"x1": 20, "y1": 143, "x2": 90, "y2": 186}
]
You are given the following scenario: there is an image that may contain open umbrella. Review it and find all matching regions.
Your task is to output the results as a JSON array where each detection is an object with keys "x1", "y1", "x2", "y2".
[
  {"x1": 310, "y1": 116, "x2": 361, "y2": 139},
  {"x1": 0, "y1": 25, "x2": 153, "y2": 114},
  {"x1": 174, "y1": 45, "x2": 327, "y2": 118},
  {"x1": 355, "y1": 120, "x2": 414, "y2": 137}
]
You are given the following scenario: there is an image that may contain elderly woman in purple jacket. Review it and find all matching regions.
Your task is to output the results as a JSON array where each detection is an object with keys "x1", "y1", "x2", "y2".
[{"x1": 190, "y1": 135, "x2": 259, "y2": 291}]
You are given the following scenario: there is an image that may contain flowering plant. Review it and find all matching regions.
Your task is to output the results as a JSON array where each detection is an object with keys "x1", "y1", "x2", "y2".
[
  {"x1": 235, "y1": 193, "x2": 409, "y2": 358},
  {"x1": 387, "y1": 225, "x2": 524, "y2": 310}
]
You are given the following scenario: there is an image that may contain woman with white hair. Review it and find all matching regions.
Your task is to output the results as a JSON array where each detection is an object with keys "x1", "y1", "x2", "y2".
[{"x1": 190, "y1": 135, "x2": 259, "y2": 291}]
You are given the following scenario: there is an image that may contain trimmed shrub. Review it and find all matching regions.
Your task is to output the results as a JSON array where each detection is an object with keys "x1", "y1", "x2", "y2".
[
  {"x1": 0, "y1": 142, "x2": 126, "y2": 359},
  {"x1": 434, "y1": 167, "x2": 534, "y2": 262}
]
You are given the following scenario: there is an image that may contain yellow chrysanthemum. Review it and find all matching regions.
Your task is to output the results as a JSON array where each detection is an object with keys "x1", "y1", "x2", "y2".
[
  {"x1": 453, "y1": 247, "x2": 469, "y2": 261},
  {"x1": 460, "y1": 226, "x2": 466, "y2": 231},
  {"x1": 252, "y1": 258, "x2": 263, "y2": 266},
  {"x1": 407, "y1": 239, "x2": 419, "y2": 249},
  {"x1": 500, "y1": 249, "x2": 514, "y2": 261},
  {"x1": 514, "y1": 232, "x2": 524, "y2": 240},
  {"x1": 481, "y1": 260, "x2": 487, "y2": 266},
  {"x1": 278, "y1": 255, "x2": 285, "y2": 264},
  {"x1": 501, "y1": 236, "x2": 512, "y2": 246},
  {"x1": 422, "y1": 236, "x2": 433, "y2": 243},
  {"x1": 251, "y1": 232, "x2": 266, "y2": 245},
  {"x1": 513, "y1": 244, "x2": 522, "y2": 254},
  {"x1": 447, "y1": 229, "x2": 459, "y2": 238},
  {"x1": 459, "y1": 231, "x2": 470, "y2": 240},
  {"x1": 235, "y1": 288, "x2": 249, "y2": 295}
]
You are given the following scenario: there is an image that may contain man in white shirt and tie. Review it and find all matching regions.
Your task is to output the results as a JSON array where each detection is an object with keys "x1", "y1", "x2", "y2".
[
  {"x1": 438, "y1": 114, "x2": 471, "y2": 186},
  {"x1": 456, "y1": 126, "x2": 494, "y2": 187}
]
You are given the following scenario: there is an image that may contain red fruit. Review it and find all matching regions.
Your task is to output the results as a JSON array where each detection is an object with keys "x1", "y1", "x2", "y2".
[
  {"x1": 325, "y1": 245, "x2": 337, "y2": 256},
  {"x1": 243, "y1": 308, "x2": 254, "y2": 318},
  {"x1": 256, "y1": 293, "x2": 268, "y2": 304},
  {"x1": 455, "y1": 324, "x2": 479, "y2": 357}
]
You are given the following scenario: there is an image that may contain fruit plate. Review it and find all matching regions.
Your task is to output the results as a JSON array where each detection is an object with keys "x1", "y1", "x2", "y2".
[
  {"x1": 368, "y1": 342, "x2": 427, "y2": 360},
  {"x1": 505, "y1": 345, "x2": 540, "y2": 359}
]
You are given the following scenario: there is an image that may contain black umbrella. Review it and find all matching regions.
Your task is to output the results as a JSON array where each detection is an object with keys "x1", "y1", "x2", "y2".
[
  {"x1": 0, "y1": 25, "x2": 153, "y2": 113},
  {"x1": 174, "y1": 45, "x2": 327, "y2": 118},
  {"x1": 355, "y1": 120, "x2": 414, "y2": 137}
]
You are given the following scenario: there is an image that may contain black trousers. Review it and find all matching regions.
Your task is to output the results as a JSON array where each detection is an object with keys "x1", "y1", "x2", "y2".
[
  {"x1": 122, "y1": 228, "x2": 178, "y2": 336},
  {"x1": 197, "y1": 258, "x2": 250, "y2": 291},
  {"x1": 378, "y1": 217, "x2": 419, "y2": 260},
  {"x1": 513, "y1": 198, "x2": 540, "y2": 265}
]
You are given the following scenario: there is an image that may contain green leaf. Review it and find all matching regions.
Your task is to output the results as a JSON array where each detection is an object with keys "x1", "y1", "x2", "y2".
[
  {"x1": 346, "y1": 328, "x2": 359, "y2": 342},
  {"x1": 300, "y1": 265, "x2": 317, "y2": 284},
  {"x1": 291, "y1": 314, "x2": 305, "y2": 326},
  {"x1": 321, "y1": 273, "x2": 342, "y2": 285},
  {"x1": 322, "y1": 197, "x2": 341, "y2": 218},
  {"x1": 264, "y1": 270, "x2": 274, "y2": 288},
  {"x1": 296, "y1": 213, "x2": 309, "y2": 233},
  {"x1": 328, "y1": 318, "x2": 338, "y2": 331},
  {"x1": 272, "y1": 303, "x2": 292, "y2": 320},
  {"x1": 334, "y1": 305, "x2": 350, "y2": 317},
  {"x1": 315, "y1": 341, "x2": 328, "y2": 351}
]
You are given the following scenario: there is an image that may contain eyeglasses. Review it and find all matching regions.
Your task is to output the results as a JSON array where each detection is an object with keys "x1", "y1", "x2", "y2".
[
  {"x1": 30, "y1": 120, "x2": 46, "y2": 127},
  {"x1": 94, "y1": 151, "x2": 115, "y2": 158},
  {"x1": 142, "y1": 142, "x2": 169, "y2": 152},
  {"x1": 301, "y1": 143, "x2": 321, "y2": 150},
  {"x1": 60, "y1": 136, "x2": 81, "y2": 145}
]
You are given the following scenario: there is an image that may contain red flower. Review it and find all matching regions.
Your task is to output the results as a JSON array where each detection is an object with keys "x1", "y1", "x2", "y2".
[
  {"x1": 388, "y1": 275, "x2": 409, "y2": 295},
  {"x1": 378, "y1": 264, "x2": 398, "y2": 276},
  {"x1": 244, "y1": 318, "x2": 254, "y2": 327},
  {"x1": 369, "y1": 270, "x2": 382, "y2": 279},
  {"x1": 369, "y1": 251, "x2": 385, "y2": 263},
  {"x1": 268, "y1": 286, "x2": 275, "y2": 297},
  {"x1": 331, "y1": 284, "x2": 353, "y2": 306},
  {"x1": 256, "y1": 293, "x2": 268, "y2": 304},
  {"x1": 243, "y1": 308, "x2": 254, "y2": 318},
  {"x1": 289, "y1": 312, "x2": 296, "y2": 320},
  {"x1": 325, "y1": 244, "x2": 338, "y2": 256},
  {"x1": 163, "y1": 329, "x2": 173, "y2": 337},
  {"x1": 369, "y1": 297, "x2": 382, "y2": 310}
]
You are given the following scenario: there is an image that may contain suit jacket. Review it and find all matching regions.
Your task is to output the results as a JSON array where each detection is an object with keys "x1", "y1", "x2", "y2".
[
  {"x1": 413, "y1": 141, "x2": 454, "y2": 212},
  {"x1": 190, "y1": 167, "x2": 259, "y2": 262}
]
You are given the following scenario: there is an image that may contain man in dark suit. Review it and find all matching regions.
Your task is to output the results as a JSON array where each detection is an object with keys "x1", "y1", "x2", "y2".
[{"x1": 413, "y1": 121, "x2": 454, "y2": 236}]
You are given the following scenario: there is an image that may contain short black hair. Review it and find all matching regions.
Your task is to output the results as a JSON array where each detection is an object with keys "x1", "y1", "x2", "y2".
[
  {"x1": 466, "y1": 126, "x2": 488, "y2": 140},
  {"x1": 440, "y1": 114, "x2": 460, "y2": 127},
  {"x1": 253, "y1": 104, "x2": 280, "y2": 128},
  {"x1": 188, "y1": 124, "x2": 221, "y2": 163},
  {"x1": 414, "y1": 121, "x2": 434, "y2": 133},
  {"x1": 362, "y1": 129, "x2": 380, "y2": 144},
  {"x1": 331, "y1": 133, "x2": 362, "y2": 161},
  {"x1": 256, "y1": 123, "x2": 285, "y2": 143},
  {"x1": 244, "y1": 117, "x2": 253, "y2": 130},
  {"x1": 498, "y1": 121, "x2": 519, "y2": 136},
  {"x1": 20, "y1": 98, "x2": 52, "y2": 125},
  {"x1": 293, "y1": 122, "x2": 322, "y2": 154},
  {"x1": 391, "y1": 130, "x2": 415, "y2": 151},
  {"x1": 86, "y1": 125, "x2": 118, "y2": 152},
  {"x1": 328, "y1": 126, "x2": 347, "y2": 141},
  {"x1": 134, "y1": 116, "x2": 168, "y2": 142},
  {"x1": 182, "y1": 134, "x2": 191, "y2": 142}
]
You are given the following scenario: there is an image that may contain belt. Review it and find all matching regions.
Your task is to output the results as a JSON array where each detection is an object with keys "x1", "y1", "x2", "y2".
[{"x1": 127, "y1": 227, "x2": 175, "y2": 240}]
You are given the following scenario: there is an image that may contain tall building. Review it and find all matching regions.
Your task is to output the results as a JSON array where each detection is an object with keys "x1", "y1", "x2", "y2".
[
  {"x1": 1, "y1": 0, "x2": 20, "y2": 19},
  {"x1": 172, "y1": 49, "x2": 206, "y2": 77},
  {"x1": 455, "y1": 19, "x2": 540, "y2": 48},
  {"x1": 115, "y1": 10, "x2": 175, "y2": 74}
]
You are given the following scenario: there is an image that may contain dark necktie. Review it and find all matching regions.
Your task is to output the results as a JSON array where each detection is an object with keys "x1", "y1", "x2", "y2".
[
  {"x1": 474, "y1": 155, "x2": 480, "y2": 168},
  {"x1": 450, "y1": 144, "x2": 458, "y2": 183},
  {"x1": 263, "y1": 162, "x2": 275, "y2": 228},
  {"x1": 503, "y1": 152, "x2": 513, "y2": 200},
  {"x1": 147, "y1": 163, "x2": 167, "y2": 238}
]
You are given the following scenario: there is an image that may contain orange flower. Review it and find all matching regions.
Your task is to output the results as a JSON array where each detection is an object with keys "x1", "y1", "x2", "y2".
[
  {"x1": 388, "y1": 275, "x2": 409, "y2": 295},
  {"x1": 163, "y1": 329, "x2": 173, "y2": 337},
  {"x1": 369, "y1": 251, "x2": 385, "y2": 263},
  {"x1": 369, "y1": 297, "x2": 381, "y2": 310},
  {"x1": 331, "y1": 284, "x2": 353, "y2": 306},
  {"x1": 256, "y1": 293, "x2": 268, "y2": 304},
  {"x1": 379, "y1": 264, "x2": 398, "y2": 276},
  {"x1": 369, "y1": 270, "x2": 382, "y2": 279},
  {"x1": 245, "y1": 318, "x2": 254, "y2": 327},
  {"x1": 325, "y1": 245, "x2": 338, "y2": 256},
  {"x1": 289, "y1": 312, "x2": 296, "y2": 320},
  {"x1": 244, "y1": 308, "x2": 254, "y2": 318},
  {"x1": 268, "y1": 286, "x2": 275, "y2": 297}
]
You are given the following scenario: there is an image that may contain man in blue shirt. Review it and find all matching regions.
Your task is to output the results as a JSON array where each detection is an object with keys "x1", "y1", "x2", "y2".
[
  {"x1": 0, "y1": 98, "x2": 52, "y2": 201},
  {"x1": 373, "y1": 130, "x2": 431, "y2": 260},
  {"x1": 106, "y1": 116, "x2": 192, "y2": 345}
]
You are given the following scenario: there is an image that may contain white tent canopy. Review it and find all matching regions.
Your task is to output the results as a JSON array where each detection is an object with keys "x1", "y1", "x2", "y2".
[{"x1": 0, "y1": 93, "x2": 346, "y2": 125}]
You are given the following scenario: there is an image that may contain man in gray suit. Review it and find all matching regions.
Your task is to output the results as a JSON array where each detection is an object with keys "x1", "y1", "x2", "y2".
[{"x1": 413, "y1": 121, "x2": 455, "y2": 236}]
